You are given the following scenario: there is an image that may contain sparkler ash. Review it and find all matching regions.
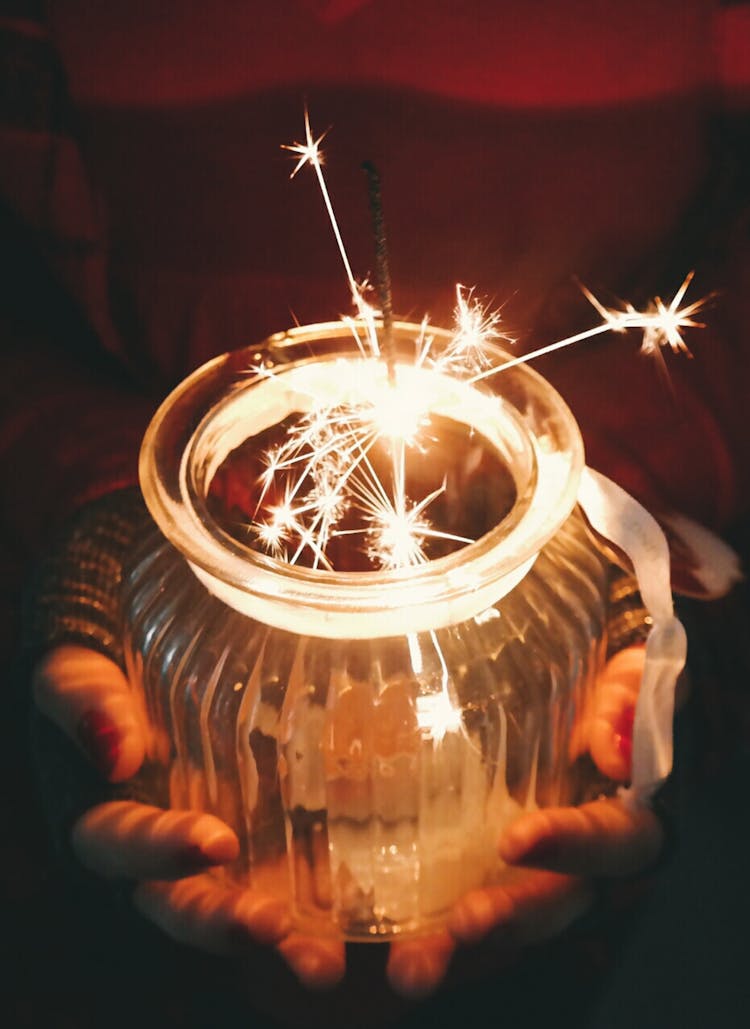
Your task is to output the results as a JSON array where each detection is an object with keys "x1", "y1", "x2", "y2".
[{"x1": 210, "y1": 111, "x2": 708, "y2": 575}]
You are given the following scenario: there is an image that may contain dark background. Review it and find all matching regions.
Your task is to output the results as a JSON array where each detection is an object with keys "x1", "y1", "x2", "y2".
[{"x1": 2, "y1": 2, "x2": 750, "y2": 1026}]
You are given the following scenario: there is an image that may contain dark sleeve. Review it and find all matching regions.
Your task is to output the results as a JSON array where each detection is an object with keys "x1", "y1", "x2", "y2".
[
  {"x1": 0, "y1": 14, "x2": 158, "y2": 554},
  {"x1": 0, "y1": 203, "x2": 156, "y2": 551}
]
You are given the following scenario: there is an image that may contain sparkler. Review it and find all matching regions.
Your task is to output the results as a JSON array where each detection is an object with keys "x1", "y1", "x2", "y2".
[
  {"x1": 362, "y1": 160, "x2": 395, "y2": 381},
  {"x1": 470, "y1": 272, "x2": 708, "y2": 386},
  {"x1": 281, "y1": 107, "x2": 381, "y2": 359},
  {"x1": 252, "y1": 111, "x2": 708, "y2": 573}
]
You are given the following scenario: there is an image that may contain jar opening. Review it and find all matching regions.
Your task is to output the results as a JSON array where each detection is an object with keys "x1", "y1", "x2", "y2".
[
  {"x1": 141, "y1": 322, "x2": 584, "y2": 637},
  {"x1": 199, "y1": 358, "x2": 525, "y2": 575}
]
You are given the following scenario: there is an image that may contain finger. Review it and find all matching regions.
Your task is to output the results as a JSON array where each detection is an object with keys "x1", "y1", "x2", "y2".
[
  {"x1": 33, "y1": 645, "x2": 145, "y2": 781},
  {"x1": 387, "y1": 929, "x2": 455, "y2": 998},
  {"x1": 72, "y1": 800, "x2": 239, "y2": 880},
  {"x1": 276, "y1": 932, "x2": 346, "y2": 991},
  {"x1": 588, "y1": 646, "x2": 643, "y2": 781},
  {"x1": 449, "y1": 869, "x2": 591, "y2": 947},
  {"x1": 498, "y1": 795, "x2": 664, "y2": 877},
  {"x1": 133, "y1": 874, "x2": 292, "y2": 953}
]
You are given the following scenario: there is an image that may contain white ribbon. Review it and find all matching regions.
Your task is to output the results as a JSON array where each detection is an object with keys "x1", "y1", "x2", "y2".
[{"x1": 577, "y1": 467, "x2": 687, "y2": 808}]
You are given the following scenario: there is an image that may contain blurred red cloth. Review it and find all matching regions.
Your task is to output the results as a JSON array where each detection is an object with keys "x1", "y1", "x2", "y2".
[{"x1": 0, "y1": 0, "x2": 748, "y2": 548}]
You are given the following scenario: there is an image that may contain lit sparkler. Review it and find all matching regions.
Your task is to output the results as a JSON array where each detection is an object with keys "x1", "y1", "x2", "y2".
[
  {"x1": 245, "y1": 111, "x2": 708, "y2": 573},
  {"x1": 579, "y1": 271, "x2": 706, "y2": 357},
  {"x1": 282, "y1": 106, "x2": 380, "y2": 356},
  {"x1": 470, "y1": 272, "x2": 708, "y2": 385},
  {"x1": 438, "y1": 284, "x2": 512, "y2": 375}
]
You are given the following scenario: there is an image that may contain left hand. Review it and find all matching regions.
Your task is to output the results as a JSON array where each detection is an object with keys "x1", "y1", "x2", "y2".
[{"x1": 386, "y1": 645, "x2": 664, "y2": 996}]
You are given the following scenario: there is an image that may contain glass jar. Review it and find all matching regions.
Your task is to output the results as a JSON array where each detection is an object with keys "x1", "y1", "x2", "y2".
[{"x1": 124, "y1": 321, "x2": 615, "y2": 940}]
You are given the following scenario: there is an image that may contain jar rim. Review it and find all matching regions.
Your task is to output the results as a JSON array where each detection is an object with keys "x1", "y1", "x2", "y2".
[{"x1": 139, "y1": 320, "x2": 584, "y2": 637}]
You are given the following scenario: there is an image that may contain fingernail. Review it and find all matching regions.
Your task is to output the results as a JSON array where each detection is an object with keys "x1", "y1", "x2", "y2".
[
  {"x1": 228, "y1": 913, "x2": 295, "y2": 953},
  {"x1": 291, "y1": 950, "x2": 323, "y2": 985},
  {"x1": 449, "y1": 890, "x2": 495, "y2": 942},
  {"x1": 234, "y1": 897, "x2": 292, "y2": 945},
  {"x1": 287, "y1": 948, "x2": 341, "y2": 990},
  {"x1": 614, "y1": 705, "x2": 635, "y2": 741},
  {"x1": 77, "y1": 710, "x2": 121, "y2": 777},
  {"x1": 200, "y1": 828, "x2": 240, "y2": 864},
  {"x1": 389, "y1": 952, "x2": 435, "y2": 999},
  {"x1": 515, "y1": 838, "x2": 562, "y2": 866},
  {"x1": 614, "y1": 732, "x2": 633, "y2": 762},
  {"x1": 614, "y1": 706, "x2": 635, "y2": 762},
  {"x1": 283, "y1": 942, "x2": 345, "y2": 991}
]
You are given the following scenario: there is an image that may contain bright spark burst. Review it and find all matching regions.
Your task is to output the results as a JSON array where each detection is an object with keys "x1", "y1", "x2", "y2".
[
  {"x1": 470, "y1": 271, "x2": 708, "y2": 385},
  {"x1": 579, "y1": 271, "x2": 707, "y2": 357},
  {"x1": 368, "y1": 378, "x2": 429, "y2": 443},
  {"x1": 280, "y1": 112, "x2": 330, "y2": 180},
  {"x1": 438, "y1": 284, "x2": 513, "y2": 374},
  {"x1": 250, "y1": 374, "x2": 454, "y2": 570},
  {"x1": 416, "y1": 688, "x2": 464, "y2": 742},
  {"x1": 243, "y1": 110, "x2": 709, "y2": 572},
  {"x1": 367, "y1": 504, "x2": 433, "y2": 569},
  {"x1": 251, "y1": 497, "x2": 295, "y2": 560}
]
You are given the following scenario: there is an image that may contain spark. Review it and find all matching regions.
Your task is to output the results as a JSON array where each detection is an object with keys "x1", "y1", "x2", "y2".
[
  {"x1": 470, "y1": 272, "x2": 707, "y2": 385},
  {"x1": 282, "y1": 108, "x2": 355, "y2": 295},
  {"x1": 273, "y1": 109, "x2": 434, "y2": 569},
  {"x1": 248, "y1": 367, "x2": 467, "y2": 570},
  {"x1": 366, "y1": 501, "x2": 432, "y2": 569},
  {"x1": 635, "y1": 272, "x2": 706, "y2": 357},
  {"x1": 282, "y1": 107, "x2": 379, "y2": 352},
  {"x1": 438, "y1": 285, "x2": 513, "y2": 374},
  {"x1": 244, "y1": 110, "x2": 709, "y2": 574},
  {"x1": 365, "y1": 501, "x2": 473, "y2": 571},
  {"x1": 367, "y1": 377, "x2": 429, "y2": 443},
  {"x1": 415, "y1": 633, "x2": 462, "y2": 742},
  {"x1": 250, "y1": 487, "x2": 300, "y2": 561},
  {"x1": 281, "y1": 115, "x2": 330, "y2": 180},
  {"x1": 580, "y1": 271, "x2": 707, "y2": 357},
  {"x1": 252, "y1": 517, "x2": 288, "y2": 559},
  {"x1": 416, "y1": 689, "x2": 463, "y2": 743},
  {"x1": 343, "y1": 476, "x2": 472, "y2": 570}
]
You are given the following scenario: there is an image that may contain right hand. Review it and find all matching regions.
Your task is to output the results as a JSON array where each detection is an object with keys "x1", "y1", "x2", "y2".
[{"x1": 32, "y1": 645, "x2": 346, "y2": 990}]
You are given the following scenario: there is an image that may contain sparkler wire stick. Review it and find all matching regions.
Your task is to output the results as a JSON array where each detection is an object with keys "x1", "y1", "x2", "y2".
[
  {"x1": 469, "y1": 321, "x2": 616, "y2": 382},
  {"x1": 470, "y1": 272, "x2": 707, "y2": 385},
  {"x1": 282, "y1": 108, "x2": 381, "y2": 358},
  {"x1": 362, "y1": 160, "x2": 396, "y2": 383},
  {"x1": 282, "y1": 109, "x2": 358, "y2": 298}
]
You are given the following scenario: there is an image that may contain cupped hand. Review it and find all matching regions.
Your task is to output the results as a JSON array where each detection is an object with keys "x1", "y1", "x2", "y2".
[
  {"x1": 386, "y1": 644, "x2": 663, "y2": 997},
  {"x1": 32, "y1": 645, "x2": 346, "y2": 990},
  {"x1": 33, "y1": 643, "x2": 658, "y2": 999}
]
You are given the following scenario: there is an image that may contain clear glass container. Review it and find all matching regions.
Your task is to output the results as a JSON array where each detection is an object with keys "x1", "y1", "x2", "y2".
[{"x1": 123, "y1": 321, "x2": 614, "y2": 940}]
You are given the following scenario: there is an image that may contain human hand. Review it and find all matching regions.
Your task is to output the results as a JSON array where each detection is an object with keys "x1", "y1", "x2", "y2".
[
  {"x1": 385, "y1": 645, "x2": 665, "y2": 997},
  {"x1": 32, "y1": 645, "x2": 346, "y2": 990},
  {"x1": 33, "y1": 644, "x2": 660, "y2": 999}
]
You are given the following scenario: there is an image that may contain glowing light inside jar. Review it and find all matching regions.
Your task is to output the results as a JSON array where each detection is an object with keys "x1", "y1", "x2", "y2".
[
  {"x1": 129, "y1": 109, "x2": 700, "y2": 941},
  {"x1": 221, "y1": 108, "x2": 709, "y2": 581},
  {"x1": 207, "y1": 360, "x2": 520, "y2": 573}
]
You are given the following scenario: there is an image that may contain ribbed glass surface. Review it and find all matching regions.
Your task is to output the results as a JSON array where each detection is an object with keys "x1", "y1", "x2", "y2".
[{"x1": 122, "y1": 505, "x2": 610, "y2": 939}]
